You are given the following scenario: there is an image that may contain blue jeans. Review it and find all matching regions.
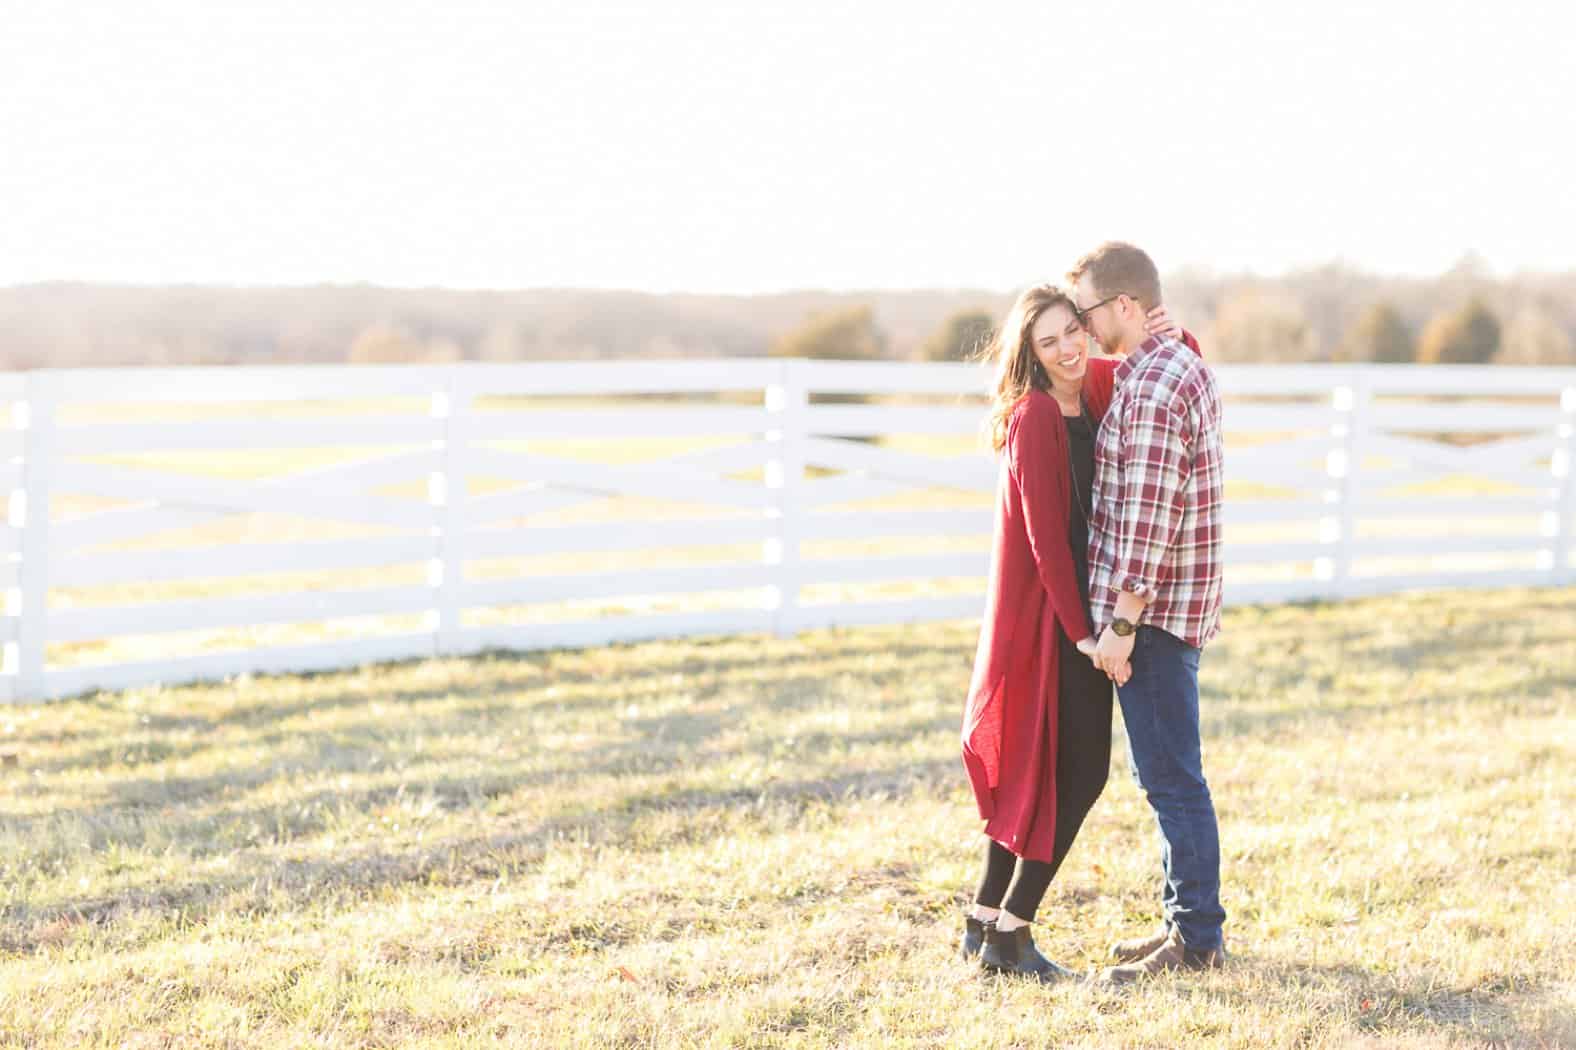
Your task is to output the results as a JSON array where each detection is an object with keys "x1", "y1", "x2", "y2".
[{"x1": 1116, "y1": 626, "x2": 1225, "y2": 951}]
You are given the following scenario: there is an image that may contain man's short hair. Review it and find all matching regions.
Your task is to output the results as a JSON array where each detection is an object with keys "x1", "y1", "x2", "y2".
[{"x1": 1068, "y1": 241, "x2": 1162, "y2": 312}]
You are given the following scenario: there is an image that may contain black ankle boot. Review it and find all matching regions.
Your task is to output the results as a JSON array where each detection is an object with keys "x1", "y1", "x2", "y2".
[
  {"x1": 980, "y1": 923, "x2": 1078, "y2": 983},
  {"x1": 961, "y1": 914, "x2": 990, "y2": 959}
]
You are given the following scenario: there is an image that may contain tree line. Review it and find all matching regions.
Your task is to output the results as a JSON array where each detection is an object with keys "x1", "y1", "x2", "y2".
[
  {"x1": 781, "y1": 260, "x2": 1573, "y2": 367},
  {"x1": 1, "y1": 257, "x2": 1571, "y2": 369}
]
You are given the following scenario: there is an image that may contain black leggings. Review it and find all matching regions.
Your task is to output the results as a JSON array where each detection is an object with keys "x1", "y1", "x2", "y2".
[{"x1": 973, "y1": 634, "x2": 1112, "y2": 922}]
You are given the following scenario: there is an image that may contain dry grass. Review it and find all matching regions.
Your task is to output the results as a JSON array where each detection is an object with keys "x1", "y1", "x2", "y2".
[{"x1": 1, "y1": 586, "x2": 1573, "y2": 1047}]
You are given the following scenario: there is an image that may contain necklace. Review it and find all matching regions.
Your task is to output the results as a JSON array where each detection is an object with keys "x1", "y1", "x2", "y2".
[
  {"x1": 1063, "y1": 402, "x2": 1099, "y2": 625},
  {"x1": 1066, "y1": 400, "x2": 1095, "y2": 524}
]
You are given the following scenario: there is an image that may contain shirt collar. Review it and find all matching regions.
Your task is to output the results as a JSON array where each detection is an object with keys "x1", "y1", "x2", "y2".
[{"x1": 1113, "y1": 333, "x2": 1167, "y2": 388}]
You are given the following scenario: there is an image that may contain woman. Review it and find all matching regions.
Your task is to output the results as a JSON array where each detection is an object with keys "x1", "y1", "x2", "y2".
[{"x1": 959, "y1": 284, "x2": 1196, "y2": 981}]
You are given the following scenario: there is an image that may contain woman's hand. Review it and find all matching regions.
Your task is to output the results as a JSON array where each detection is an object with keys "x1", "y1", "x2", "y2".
[
  {"x1": 1080, "y1": 636, "x2": 1131, "y2": 686},
  {"x1": 1144, "y1": 304, "x2": 1181, "y2": 340}
]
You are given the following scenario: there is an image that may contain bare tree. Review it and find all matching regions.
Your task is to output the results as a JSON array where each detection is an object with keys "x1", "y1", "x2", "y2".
[
  {"x1": 770, "y1": 306, "x2": 888, "y2": 361},
  {"x1": 1207, "y1": 289, "x2": 1316, "y2": 363},
  {"x1": 1337, "y1": 302, "x2": 1414, "y2": 363},
  {"x1": 1497, "y1": 307, "x2": 1575, "y2": 365}
]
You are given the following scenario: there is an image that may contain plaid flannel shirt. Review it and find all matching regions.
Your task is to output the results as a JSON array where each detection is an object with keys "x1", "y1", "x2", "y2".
[{"x1": 1087, "y1": 334, "x2": 1225, "y2": 649}]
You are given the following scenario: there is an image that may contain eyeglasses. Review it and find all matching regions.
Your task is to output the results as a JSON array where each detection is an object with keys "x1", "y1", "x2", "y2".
[{"x1": 1075, "y1": 294, "x2": 1122, "y2": 327}]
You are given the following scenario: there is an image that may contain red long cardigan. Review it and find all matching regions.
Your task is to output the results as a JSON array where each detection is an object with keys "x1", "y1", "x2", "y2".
[
  {"x1": 961, "y1": 334, "x2": 1199, "y2": 861},
  {"x1": 959, "y1": 359, "x2": 1115, "y2": 860}
]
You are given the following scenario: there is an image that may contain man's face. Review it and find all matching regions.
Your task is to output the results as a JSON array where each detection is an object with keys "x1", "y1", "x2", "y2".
[{"x1": 1073, "y1": 276, "x2": 1118, "y2": 352}]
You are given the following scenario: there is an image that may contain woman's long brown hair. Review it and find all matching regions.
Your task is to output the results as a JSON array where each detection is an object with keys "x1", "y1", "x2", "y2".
[{"x1": 978, "y1": 284, "x2": 1077, "y2": 453}]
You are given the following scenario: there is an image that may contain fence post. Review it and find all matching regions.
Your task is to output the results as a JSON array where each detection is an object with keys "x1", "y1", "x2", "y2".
[
  {"x1": 1554, "y1": 384, "x2": 1576, "y2": 586},
  {"x1": 15, "y1": 372, "x2": 60, "y2": 702},
  {"x1": 432, "y1": 368, "x2": 469, "y2": 657},
  {"x1": 766, "y1": 359, "x2": 808, "y2": 638},
  {"x1": 1327, "y1": 366, "x2": 1368, "y2": 598}
]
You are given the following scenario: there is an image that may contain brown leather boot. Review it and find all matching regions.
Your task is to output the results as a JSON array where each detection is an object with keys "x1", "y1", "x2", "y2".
[
  {"x1": 1108, "y1": 924, "x2": 1171, "y2": 964},
  {"x1": 1099, "y1": 927, "x2": 1225, "y2": 985}
]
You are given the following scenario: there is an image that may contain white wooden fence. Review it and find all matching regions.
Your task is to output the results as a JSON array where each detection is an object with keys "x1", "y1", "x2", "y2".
[{"x1": 2, "y1": 360, "x2": 1573, "y2": 702}]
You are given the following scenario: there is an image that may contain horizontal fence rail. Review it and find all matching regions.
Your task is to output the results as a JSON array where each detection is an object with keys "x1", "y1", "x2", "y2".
[{"x1": 1, "y1": 359, "x2": 1573, "y2": 702}]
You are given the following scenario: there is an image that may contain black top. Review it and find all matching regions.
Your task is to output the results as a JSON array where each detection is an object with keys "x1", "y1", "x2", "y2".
[{"x1": 1064, "y1": 405, "x2": 1097, "y2": 603}]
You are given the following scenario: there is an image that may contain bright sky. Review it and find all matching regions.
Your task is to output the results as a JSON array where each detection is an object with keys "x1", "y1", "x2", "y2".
[{"x1": 2, "y1": 0, "x2": 1572, "y2": 292}]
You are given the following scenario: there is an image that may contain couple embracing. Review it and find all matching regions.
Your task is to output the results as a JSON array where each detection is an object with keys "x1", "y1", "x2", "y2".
[{"x1": 960, "y1": 241, "x2": 1227, "y2": 985}]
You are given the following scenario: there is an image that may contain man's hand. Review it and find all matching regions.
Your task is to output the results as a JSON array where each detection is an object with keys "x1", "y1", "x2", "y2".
[
  {"x1": 1079, "y1": 636, "x2": 1131, "y2": 687},
  {"x1": 1094, "y1": 626, "x2": 1136, "y2": 680}
]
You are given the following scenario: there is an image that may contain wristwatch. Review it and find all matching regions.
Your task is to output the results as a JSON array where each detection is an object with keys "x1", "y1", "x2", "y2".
[{"x1": 1110, "y1": 617, "x2": 1137, "y2": 638}]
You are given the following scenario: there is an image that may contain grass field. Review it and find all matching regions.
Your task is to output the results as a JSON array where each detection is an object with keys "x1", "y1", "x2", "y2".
[{"x1": 2, "y1": 585, "x2": 1573, "y2": 1048}]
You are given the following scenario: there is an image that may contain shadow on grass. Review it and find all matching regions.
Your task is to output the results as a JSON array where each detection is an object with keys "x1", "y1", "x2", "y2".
[
  {"x1": 1174, "y1": 955, "x2": 1557, "y2": 1048},
  {"x1": 9, "y1": 713, "x2": 959, "y2": 870},
  {"x1": 0, "y1": 742, "x2": 961, "y2": 954},
  {"x1": 6, "y1": 635, "x2": 969, "y2": 777},
  {"x1": 1201, "y1": 670, "x2": 1565, "y2": 743},
  {"x1": 6, "y1": 665, "x2": 958, "y2": 830}
]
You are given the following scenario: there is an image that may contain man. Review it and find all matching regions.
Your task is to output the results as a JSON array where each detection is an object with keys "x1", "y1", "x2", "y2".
[{"x1": 1070, "y1": 241, "x2": 1227, "y2": 983}]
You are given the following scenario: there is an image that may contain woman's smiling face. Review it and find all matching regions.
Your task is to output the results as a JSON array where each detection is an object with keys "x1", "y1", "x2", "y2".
[{"x1": 1030, "y1": 302, "x2": 1090, "y2": 388}]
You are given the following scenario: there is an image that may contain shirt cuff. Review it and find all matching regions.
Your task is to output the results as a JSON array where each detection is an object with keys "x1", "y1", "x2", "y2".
[{"x1": 1115, "y1": 575, "x2": 1159, "y2": 604}]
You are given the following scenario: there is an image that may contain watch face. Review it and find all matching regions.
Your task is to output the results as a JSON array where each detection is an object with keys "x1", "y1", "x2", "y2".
[{"x1": 1113, "y1": 619, "x2": 1135, "y2": 637}]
